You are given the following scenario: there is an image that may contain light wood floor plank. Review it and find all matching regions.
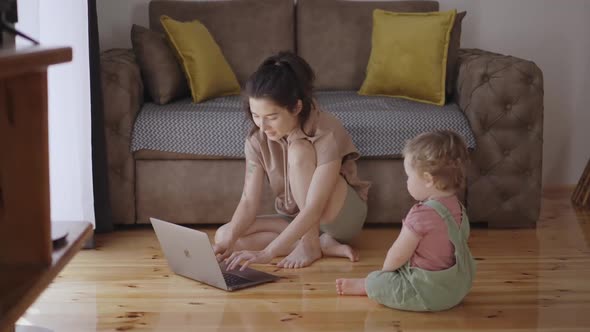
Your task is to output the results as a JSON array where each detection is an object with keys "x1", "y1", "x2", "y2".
[{"x1": 16, "y1": 189, "x2": 590, "y2": 331}]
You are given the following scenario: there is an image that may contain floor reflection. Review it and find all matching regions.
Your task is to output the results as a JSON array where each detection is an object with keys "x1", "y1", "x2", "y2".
[{"x1": 17, "y1": 190, "x2": 590, "y2": 331}]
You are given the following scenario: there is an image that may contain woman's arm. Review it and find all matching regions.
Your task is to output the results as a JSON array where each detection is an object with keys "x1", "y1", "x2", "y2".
[
  {"x1": 381, "y1": 226, "x2": 420, "y2": 271},
  {"x1": 264, "y1": 159, "x2": 341, "y2": 256},
  {"x1": 218, "y1": 160, "x2": 265, "y2": 243}
]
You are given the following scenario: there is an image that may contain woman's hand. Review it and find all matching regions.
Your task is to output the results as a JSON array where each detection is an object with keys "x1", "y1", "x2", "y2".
[
  {"x1": 213, "y1": 239, "x2": 236, "y2": 262},
  {"x1": 225, "y1": 249, "x2": 274, "y2": 271}
]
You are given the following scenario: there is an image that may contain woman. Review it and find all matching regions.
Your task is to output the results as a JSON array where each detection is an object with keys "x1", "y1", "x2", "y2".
[{"x1": 214, "y1": 51, "x2": 370, "y2": 269}]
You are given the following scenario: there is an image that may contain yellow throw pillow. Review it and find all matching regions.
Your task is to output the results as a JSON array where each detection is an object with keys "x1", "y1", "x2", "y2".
[
  {"x1": 160, "y1": 15, "x2": 240, "y2": 103},
  {"x1": 359, "y1": 9, "x2": 457, "y2": 106}
]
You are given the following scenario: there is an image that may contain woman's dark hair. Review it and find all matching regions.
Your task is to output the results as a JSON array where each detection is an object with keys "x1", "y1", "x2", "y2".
[{"x1": 243, "y1": 51, "x2": 315, "y2": 136}]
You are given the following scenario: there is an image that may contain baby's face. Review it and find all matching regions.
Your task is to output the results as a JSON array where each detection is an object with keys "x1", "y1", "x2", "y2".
[{"x1": 403, "y1": 155, "x2": 433, "y2": 201}]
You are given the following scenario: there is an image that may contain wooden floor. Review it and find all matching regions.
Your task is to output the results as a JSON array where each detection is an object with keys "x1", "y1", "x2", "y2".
[{"x1": 17, "y1": 189, "x2": 590, "y2": 331}]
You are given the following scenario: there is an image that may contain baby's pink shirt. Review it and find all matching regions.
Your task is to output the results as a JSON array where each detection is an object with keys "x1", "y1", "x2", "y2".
[{"x1": 402, "y1": 196, "x2": 463, "y2": 271}]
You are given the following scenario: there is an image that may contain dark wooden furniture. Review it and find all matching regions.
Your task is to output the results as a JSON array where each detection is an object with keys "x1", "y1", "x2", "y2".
[{"x1": 0, "y1": 46, "x2": 91, "y2": 332}]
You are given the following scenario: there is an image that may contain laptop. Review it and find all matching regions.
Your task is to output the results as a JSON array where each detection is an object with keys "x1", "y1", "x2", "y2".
[{"x1": 150, "y1": 217, "x2": 279, "y2": 291}]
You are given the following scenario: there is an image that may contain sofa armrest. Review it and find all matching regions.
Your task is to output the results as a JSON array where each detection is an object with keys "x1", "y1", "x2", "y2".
[
  {"x1": 101, "y1": 49, "x2": 144, "y2": 224},
  {"x1": 454, "y1": 48, "x2": 544, "y2": 228}
]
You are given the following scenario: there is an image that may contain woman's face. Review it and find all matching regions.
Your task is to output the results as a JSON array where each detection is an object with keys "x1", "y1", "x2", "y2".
[{"x1": 249, "y1": 97, "x2": 300, "y2": 141}]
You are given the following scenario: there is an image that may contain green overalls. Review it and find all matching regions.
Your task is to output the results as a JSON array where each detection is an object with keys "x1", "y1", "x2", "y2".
[{"x1": 365, "y1": 200, "x2": 477, "y2": 311}]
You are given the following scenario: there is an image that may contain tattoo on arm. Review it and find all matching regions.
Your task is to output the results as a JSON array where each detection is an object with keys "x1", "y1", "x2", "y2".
[
  {"x1": 242, "y1": 161, "x2": 257, "y2": 201},
  {"x1": 247, "y1": 161, "x2": 256, "y2": 175}
]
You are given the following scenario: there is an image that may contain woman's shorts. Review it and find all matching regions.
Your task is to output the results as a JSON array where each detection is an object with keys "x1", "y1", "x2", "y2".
[{"x1": 277, "y1": 185, "x2": 367, "y2": 243}]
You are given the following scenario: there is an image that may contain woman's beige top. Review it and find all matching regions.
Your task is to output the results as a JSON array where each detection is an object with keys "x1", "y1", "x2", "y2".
[{"x1": 245, "y1": 106, "x2": 371, "y2": 217}]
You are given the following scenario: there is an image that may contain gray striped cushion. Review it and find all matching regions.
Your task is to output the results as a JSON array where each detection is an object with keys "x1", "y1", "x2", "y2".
[{"x1": 131, "y1": 91, "x2": 476, "y2": 157}]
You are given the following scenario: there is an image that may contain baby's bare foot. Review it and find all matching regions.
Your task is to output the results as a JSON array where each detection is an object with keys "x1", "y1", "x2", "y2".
[
  {"x1": 277, "y1": 238, "x2": 322, "y2": 269},
  {"x1": 320, "y1": 234, "x2": 359, "y2": 262},
  {"x1": 335, "y1": 278, "x2": 367, "y2": 296}
]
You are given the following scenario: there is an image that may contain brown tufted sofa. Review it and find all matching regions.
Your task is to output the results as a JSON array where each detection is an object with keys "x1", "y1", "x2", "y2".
[{"x1": 100, "y1": 0, "x2": 544, "y2": 228}]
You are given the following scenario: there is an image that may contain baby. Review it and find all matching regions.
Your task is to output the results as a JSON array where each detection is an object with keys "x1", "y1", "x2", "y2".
[{"x1": 336, "y1": 130, "x2": 476, "y2": 311}]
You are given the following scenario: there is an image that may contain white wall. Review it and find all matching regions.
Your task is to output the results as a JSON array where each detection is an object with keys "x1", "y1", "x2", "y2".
[
  {"x1": 14, "y1": 0, "x2": 39, "y2": 42},
  {"x1": 99, "y1": 0, "x2": 590, "y2": 186},
  {"x1": 16, "y1": 0, "x2": 95, "y2": 226}
]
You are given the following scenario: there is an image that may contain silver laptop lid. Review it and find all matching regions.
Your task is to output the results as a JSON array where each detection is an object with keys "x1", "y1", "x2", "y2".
[{"x1": 150, "y1": 217, "x2": 227, "y2": 290}]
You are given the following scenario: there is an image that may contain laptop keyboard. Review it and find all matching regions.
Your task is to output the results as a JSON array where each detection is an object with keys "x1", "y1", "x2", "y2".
[{"x1": 222, "y1": 273, "x2": 252, "y2": 287}]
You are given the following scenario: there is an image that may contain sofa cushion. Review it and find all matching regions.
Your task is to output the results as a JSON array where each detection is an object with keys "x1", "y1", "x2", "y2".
[
  {"x1": 160, "y1": 15, "x2": 241, "y2": 103},
  {"x1": 149, "y1": 0, "x2": 294, "y2": 85},
  {"x1": 131, "y1": 91, "x2": 476, "y2": 159},
  {"x1": 131, "y1": 24, "x2": 189, "y2": 104},
  {"x1": 297, "y1": 0, "x2": 439, "y2": 90},
  {"x1": 359, "y1": 9, "x2": 457, "y2": 106}
]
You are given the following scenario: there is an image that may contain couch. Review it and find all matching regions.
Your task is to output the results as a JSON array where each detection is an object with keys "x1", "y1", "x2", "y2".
[{"x1": 100, "y1": 0, "x2": 544, "y2": 228}]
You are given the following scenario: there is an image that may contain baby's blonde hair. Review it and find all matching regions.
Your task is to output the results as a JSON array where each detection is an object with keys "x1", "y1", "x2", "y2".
[{"x1": 402, "y1": 130, "x2": 469, "y2": 192}]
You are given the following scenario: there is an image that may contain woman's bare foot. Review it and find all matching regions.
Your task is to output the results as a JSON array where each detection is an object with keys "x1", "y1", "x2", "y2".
[
  {"x1": 335, "y1": 278, "x2": 367, "y2": 296},
  {"x1": 320, "y1": 233, "x2": 359, "y2": 262},
  {"x1": 277, "y1": 237, "x2": 322, "y2": 269}
]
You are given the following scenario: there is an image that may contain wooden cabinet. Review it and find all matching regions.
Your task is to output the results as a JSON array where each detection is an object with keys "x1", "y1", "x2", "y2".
[{"x1": 0, "y1": 46, "x2": 92, "y2": 332}]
